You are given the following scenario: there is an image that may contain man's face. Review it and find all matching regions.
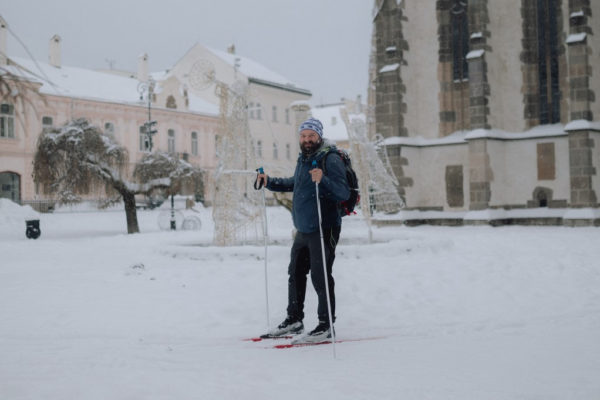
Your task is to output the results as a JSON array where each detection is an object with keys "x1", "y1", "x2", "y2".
[{"x1": 299, "y1": 129, "x2": 321, "y2": 154}]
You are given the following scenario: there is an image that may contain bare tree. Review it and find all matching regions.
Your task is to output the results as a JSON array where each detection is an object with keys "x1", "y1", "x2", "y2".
[{"x1": 33, "y1": 118, "x2": 204, "y2": 233}]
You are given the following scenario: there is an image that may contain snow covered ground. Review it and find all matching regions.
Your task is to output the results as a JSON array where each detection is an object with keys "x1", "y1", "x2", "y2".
[{"x1": 1, "y1": 201, "x2": 599, "y2": 399}]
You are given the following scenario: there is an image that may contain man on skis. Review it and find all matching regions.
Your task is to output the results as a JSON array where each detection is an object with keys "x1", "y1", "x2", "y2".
[{"x1": 256, "y1": 117, "x2": 350, "y2": 343}]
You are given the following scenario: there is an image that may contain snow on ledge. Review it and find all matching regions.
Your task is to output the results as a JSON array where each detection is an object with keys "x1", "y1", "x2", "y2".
[
  {"x1": 382, "y1": 131, "x2": 468, "y2": 147},
  {"x1": 466, "y1": 124, "x2": 567, "y2": 140},
  {"x1": 381, "y1": 124, "x2": 571, "y2": 147},
  {"x1": 566, "y1": 33, "x2": 587, "y2": 44},
  {"x1": 379, "y1": 63, "x2": 400, "y2": 73},
  {"x1": 379, "y1": 207, "x2": 600, "y2": 222},
  {"x1": 564, "y1": 119, "x2": 600, "y2": 132},
  {"x1": 466, "y1": 49, "x2": 485, "y2": 60},
  {"x1": 563, "y1": 208, "x2": 600, "y2": 220}
]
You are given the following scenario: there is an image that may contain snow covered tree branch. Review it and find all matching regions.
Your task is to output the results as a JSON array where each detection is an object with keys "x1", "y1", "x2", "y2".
[{"x1": 33, "y1": 118, "x2": 204, "y2": 234}]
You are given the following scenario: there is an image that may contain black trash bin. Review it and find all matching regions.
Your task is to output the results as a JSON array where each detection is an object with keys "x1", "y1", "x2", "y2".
[{"x1": 25, "y1": 219, "x2": 41, "y2": 239}]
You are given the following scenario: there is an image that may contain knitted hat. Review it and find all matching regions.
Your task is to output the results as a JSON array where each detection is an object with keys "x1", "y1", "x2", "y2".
[{"x1": 298, "y1": 117, "x2": 324, "y2": 138}]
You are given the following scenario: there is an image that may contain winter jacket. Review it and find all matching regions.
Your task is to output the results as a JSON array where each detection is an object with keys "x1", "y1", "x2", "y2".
[{"x1": 266, "y1": 140, "x2": 350, "y2": 234}]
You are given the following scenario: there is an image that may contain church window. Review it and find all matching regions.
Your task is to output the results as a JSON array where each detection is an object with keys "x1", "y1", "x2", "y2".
[
  {"x1": 451, "y1": 0, "x2": 469, "y2": 81},
  {"x1": 537, "y1": 0, "x2": 560, "y2": 124}
]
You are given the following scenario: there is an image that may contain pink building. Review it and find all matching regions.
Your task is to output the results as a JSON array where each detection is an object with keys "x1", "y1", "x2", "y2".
[{"x1": 1, "y1": 25, "x2": 219, "y2": 207}]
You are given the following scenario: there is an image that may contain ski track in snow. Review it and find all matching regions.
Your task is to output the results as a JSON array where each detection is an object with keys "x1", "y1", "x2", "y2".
[{"x1": 1, "y1": 206, "x2": 599, "y2": 399}]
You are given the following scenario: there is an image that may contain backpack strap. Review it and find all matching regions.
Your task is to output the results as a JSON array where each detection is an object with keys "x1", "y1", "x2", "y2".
[{"x1": 317, "y1": 149, "x2": 336, "y2": 175}]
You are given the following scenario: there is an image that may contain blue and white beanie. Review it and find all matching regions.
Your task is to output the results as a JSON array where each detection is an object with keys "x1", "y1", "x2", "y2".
[{"x1": 298, "y1": 117, "x2": 324, "y2": 138}]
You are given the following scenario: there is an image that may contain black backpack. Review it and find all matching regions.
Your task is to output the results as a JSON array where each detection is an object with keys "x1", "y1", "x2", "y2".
[{"x1": 319, "y1": 149, "x2": 360, "y2": 216}]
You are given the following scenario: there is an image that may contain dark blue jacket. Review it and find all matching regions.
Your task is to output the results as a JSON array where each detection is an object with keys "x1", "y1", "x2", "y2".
[{"x1": 266, "y1": 141, "x2": 350, "y2": 233}]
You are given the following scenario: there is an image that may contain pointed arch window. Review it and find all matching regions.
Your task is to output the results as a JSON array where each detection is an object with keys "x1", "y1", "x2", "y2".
[
  {"x1": 451, "y1": 1, "x2": 469, "y2": 81},
  {"x1": 537, "y1": 0, "x2": 560, "y2": 124}
]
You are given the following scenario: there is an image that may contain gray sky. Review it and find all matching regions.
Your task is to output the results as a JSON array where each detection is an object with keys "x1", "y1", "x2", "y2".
[{"x1": 2, "y1": 0, "x2": 373, "y2": 105}]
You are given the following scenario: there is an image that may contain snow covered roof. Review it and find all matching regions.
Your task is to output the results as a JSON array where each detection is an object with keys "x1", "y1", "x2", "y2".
[
  {"x1": 6, "y1": 56, "x2": 218, "y2": 116},
  {"x1": 311, "y1": 103, "x2": 366, "y2": 143},
  {"x1": 311, "y1": 104, "x2": 349, "y2": 142},
  {"x1": 206, "y1": 47, "x2": 309, "y2": 94}
]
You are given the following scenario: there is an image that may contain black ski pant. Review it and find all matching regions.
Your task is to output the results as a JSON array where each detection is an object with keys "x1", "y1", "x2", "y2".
[{"x1": 286, "y1": 226, "x2": 341, "y2": 324}]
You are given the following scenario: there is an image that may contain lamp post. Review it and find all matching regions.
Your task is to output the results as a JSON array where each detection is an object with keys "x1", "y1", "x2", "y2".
[{"x1": 137, "y1": 77, "x2": 157, "y2": 151}]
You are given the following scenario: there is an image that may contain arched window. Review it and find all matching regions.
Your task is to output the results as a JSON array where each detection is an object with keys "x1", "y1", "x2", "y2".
[
  {"x1": 273, "y1": 142, "x2": 278, "y2": 160},
  {"x1": 166, "y1": 95, "x2": 177, "y2": 109},
  {"x1": 286, "y1": 143, "x2": 291, "y2": 160}
]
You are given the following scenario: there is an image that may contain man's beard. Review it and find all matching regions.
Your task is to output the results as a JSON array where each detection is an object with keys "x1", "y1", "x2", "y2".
[{"x1": 300, "y1": 140, "x2": 321, "y2": 155}]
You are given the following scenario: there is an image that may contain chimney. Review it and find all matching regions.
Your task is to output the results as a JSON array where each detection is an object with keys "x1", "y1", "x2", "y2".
[
  {"x1": 0, "y1": 16, "x2": 7, "y2": 65},
  {"x1": 137, "y1": 53, "x2": 148, "y2": 82},
  {"x1": 49, "y1": 34, "x2": 61, "y2": 67},
  {"x1": 227, "y1": 44, "x2": 236, "y2": 54}
]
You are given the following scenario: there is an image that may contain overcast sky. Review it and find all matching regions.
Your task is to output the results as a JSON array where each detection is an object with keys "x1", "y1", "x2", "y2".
[{"x1": 2, "y1": 0, "x2": 373, "y2": 105}]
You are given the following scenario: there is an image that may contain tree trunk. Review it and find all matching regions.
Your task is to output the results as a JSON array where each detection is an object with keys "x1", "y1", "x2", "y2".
[{"x1": 122, "y1": 190, "x2": 140, "y2": 234}]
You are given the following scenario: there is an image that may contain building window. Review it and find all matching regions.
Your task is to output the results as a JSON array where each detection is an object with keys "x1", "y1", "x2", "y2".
[
  {"x1": 139, "y1": 125, "x2": 150, "y2": 151},
  {"x1": 166, "y1": 95, "x2": 177, "y2": 109},
  {"x1": 285, "y1": 108, "x2": 290, "y2": 124},
  {"x1": 0, "y1": 172, "x2": 20, "y2": 202},
  {"x1": 537, "y1": 0, "x2": 560, "y2": 124},
  {"x1": 248, "y1": 102, "x2": 255, "y2": 119},
  {"x1": 104, "y1": 122, "x2": 115, "y2": 134},
  {"x1": 0, "y1": 103, "x2": 15, "y2": 138},
  {"x1": 168, "y1": 129, "x2": 176, "y2": 153},
  {"x1": 256, "y1": 103, "x2": 262, "y2": 120},
  {"x1": 286, "y1": 143, "x2": 291, "y2": 160},
  {"x1": 331, "y1": 116, "x2": 337, "y2": 126},
  {"x1": 256, "y1": 140, "x2": 262, "y2": 158},
  {"x1": 42, "y1": 116, "x2": 53, "y2": 129},
  {"x1": 451, "y1": 0, "x2": 469, "y2": 81},
  {"x1": 272, "y1": 106, "x2": 278, "y2": 122},
  {"x1": 191, "y1": 131, "x2": 198, "y2": 156},
  {"x1": 273, "y1": 142, "x2": 278, "y2": 160}
]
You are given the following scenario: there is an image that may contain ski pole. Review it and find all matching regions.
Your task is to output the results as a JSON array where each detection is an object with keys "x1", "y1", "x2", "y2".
[
  {"x1": 256, "y1": 167, "x2": 270, "y2": 329},
  {"x1": 312, "y1": 160, "x2": 337, "y2": 358}
]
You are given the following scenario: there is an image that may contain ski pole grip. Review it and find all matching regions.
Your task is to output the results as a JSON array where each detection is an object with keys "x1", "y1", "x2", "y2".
[
  {"x1": 254, "y1": 167, "x2": 265, "y2": 190},
  {"x1": 311, "y1": 160, "x2": 317, "y2": 169}
]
